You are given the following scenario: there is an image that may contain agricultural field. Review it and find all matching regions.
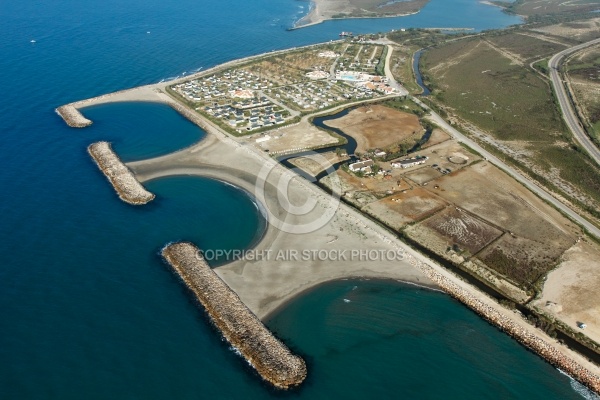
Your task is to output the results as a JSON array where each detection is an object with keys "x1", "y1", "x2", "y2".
[
  {"x1": 421, "y1": 207, "x2": 503, "y2": 255},
  {"x1": 420, "y1": 29, "x2": 600, "y2": 215},
  {"x1": 566, "y1": 44, "x2": 600, "y2": 140}
]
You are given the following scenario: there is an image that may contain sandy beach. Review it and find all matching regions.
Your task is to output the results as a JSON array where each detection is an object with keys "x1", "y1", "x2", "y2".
[
  {"x1": 57, "y1": 45, "x2": 600, "y2": 393},
  {"x1": 293, "y1": 0, "x2": 423, "y2": 29}
]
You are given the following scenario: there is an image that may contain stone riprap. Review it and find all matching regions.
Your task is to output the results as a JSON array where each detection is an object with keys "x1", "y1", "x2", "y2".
[
  {"x1": 415, "y1": 260, "x2": 600, "y2": 394},
  {"x1": 87, "y1": 141, "x2": 155, "y2": 205},
  {"x1": 161, "y1": 242, "x2": 307, "y2": 389},
  {"x1": 55, "y1": 105, "x2": 92, "y2": 128}
]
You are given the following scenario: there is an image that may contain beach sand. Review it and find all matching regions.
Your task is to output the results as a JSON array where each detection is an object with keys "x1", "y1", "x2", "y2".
[{"x1": 58, "y1": 49, "x2": 600, "y2": 391}]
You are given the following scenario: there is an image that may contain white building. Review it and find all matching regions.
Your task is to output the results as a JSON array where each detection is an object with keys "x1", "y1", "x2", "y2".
[{"x1": 349, "y1": 159, "x2": 374, "y2": 172}]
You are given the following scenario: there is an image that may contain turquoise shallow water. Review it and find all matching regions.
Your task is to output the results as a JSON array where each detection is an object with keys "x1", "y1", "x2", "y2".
[{"x1": 0, "y1": 0, "x2": 595, "y2": 398}]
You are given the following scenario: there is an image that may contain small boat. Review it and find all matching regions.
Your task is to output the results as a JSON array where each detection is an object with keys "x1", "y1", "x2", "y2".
[
  {"x1": 339, "y1": 31, "x2": 353, "y2": 37},
  {"x1": 343, "y1": 298, "x2": 351, "y2": 303},
  {"x1": 30, "y1": 39, "x2": 36, "y2": 43}
]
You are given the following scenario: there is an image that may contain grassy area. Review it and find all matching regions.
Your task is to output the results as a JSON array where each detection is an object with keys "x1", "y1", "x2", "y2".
[
  {"x1": 422, "y1": 37, "x2": 564, "y2": 141},
  {"x1": 485, "y1": 33, "x2": 567, "y2": 61},
  {"x1": 420, "y1": 30, "x2": 600, "y2": 219},
  {"x1": 375, "y1": 46, "x2": 387, "y2": 76}
]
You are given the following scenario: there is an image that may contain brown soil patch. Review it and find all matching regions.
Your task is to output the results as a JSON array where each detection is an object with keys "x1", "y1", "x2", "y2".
[
  {"x1": 404, "y1": 166, "x2": 442, "y2": 185},
  {"x1": 363, "y1": 188, "x2": 447, "y2": 229},
  {"x1": 430, "y1": 162, "x2": 578, "y2": 287},
  {"x1": 534, "y1": 240, "x2": 600, "y2": 344},
  {"x1": 421, "y1": 128, "x2": 451, "y2": 149},
  {"x1": 324, "y1": 105, "x2": 423, "y2": 153},
  {"x1": 478, "y1": 234, "x2": 568, "y2": 287},
  {"x1": 422, "y1": 208, "x2": 503, "y2": 255},
  {"x1": 257, "y1": 120, "x2": 339, "y2": 153}
]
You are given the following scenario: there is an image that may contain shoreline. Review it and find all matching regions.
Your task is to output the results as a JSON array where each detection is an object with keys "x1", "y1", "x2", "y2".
[
  {"x1": 59, "y1": 40, "x2": 600, "y2": 394},
  {"x1": 262, "y1": 276, "x2": 441, "y2": 322},
  {"x1": 292, "y1": 3, "x2": 421, "y2": 30}
]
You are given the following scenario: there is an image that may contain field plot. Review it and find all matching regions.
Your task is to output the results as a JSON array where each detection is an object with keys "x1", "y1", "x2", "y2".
[
  {"x1": 421, "y1": 128, "x2": 451, "y2": 149},
  {"x1": 253, "y1": 120, "x2": 341, "y2": 154},
  {"x1": 421, "y1": 207, "x2": 503, "y2": 254},
  {"x1": 324, "y1": 105, "x2": 423, "y2": 153},
  {"x1": 534, "y1": 240, "x2": 600, "y2": 344},
  {"x1": 430, "y1": 161, "x2": 577, "y2": 286},
  {"x1": 404, "y1": 166, "x2": 442, "y2": 185},
  {"x1": 363, "y1": 188, "x2": 447, "y2": 230}
]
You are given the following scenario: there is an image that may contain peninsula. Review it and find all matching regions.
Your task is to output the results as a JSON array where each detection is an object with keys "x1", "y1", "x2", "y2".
[
  {"x1": 57, "y1": 25, "x2": 600, "y2": 394},
  {"x1": 294, "y1": 0, "x2": 429, "y2": 28}
]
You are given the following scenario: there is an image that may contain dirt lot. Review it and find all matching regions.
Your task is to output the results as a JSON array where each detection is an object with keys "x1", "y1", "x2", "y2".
[
  {"x1": 421, "y1": 128, "x2": 451, "y2": 149},
  {"x1": 324, "y1": 105, "x2": 423, "y2": 153},
  {"x1": 422, "y1": 207, "x2": 503, "y2": 255},
  {"x1": 430, "y1": 161, "x2": 578, "y2": 286},
  {"x1": 253, "y1": 119, "x2": 340, "y2": 154},
  {"x1": 534, "y1": 240, "x2": 600, "y2": 345},
  {"x1": 363, "y1": 188, "x2": 447, "y2": 230},
  {"x1": 404, "y1": 166, "x2": 442, "y2": 185}
]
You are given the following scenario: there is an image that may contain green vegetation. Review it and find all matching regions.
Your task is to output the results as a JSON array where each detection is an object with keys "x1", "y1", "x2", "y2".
[
  {"x1": 375, "y1": 46, "x2": 388, "y2": 76},
  {"x1": 532, "y1": 58, "x2": 550, "y2": 75}
]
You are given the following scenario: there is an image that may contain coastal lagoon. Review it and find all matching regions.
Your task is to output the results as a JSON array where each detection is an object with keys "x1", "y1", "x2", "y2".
[{"x1": 0, "y1": 0, "x2": 594, "y2": 398}]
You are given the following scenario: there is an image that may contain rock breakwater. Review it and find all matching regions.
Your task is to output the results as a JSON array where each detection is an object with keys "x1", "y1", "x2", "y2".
[
  {"x1": 161, "y1": 242, "x2": 307, "y2": 389},
  {"x1": 56, "y1": 105, "x2": 92, "y2": 128},
  {"x1": 87, "y1": 141, "x2": 155, "y2": 205},
  {"x1": 415, "y1": 261, "x2": 600, "y2": 394}
]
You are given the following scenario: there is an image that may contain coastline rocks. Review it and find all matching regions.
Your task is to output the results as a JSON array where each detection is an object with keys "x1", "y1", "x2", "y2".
[
  {"x1": 161, "y1": 242, "x2": 307, "y2": 389},
  {"x1": 87, "y1": 142, "x2": 155, "y2": 205},
  {"x1": 415, "y1": 261, "x2": 600, "y2": 394},
  {"x1": 56, "y1": 105, "x2": 92, "y2": 128}
]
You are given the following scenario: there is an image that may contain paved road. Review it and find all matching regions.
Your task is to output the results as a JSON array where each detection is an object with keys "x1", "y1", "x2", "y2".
[
  {"x1": 384, "y1": 45, "x2": 408, "y2": 96},
  {"x1": 549, "y1": 38, "x2": 600, "y2": 165},
  {"x1": 381, "y1": 47, "x2": 599, "y2": 238},
  {"x1": 416, "y1": 97, "x2": 600, "y2": 239}
]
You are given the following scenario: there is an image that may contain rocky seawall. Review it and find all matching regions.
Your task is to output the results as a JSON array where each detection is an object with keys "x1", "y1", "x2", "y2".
[
  {"x1": 161, "y1": 242, "x2": 307, "y2": 389},
  {"x1": 415, "y1": 260, "x2": 600, "y2": 394},
  {"x1": 87, "y1": 142, "x2": 155, "y2": 205},
  {"x1": 55, "y1": 105, "x2": 92, "y2": 128}
]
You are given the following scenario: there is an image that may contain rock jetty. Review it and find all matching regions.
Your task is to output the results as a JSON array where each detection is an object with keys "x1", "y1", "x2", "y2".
[
  {"x1": 87, "y1": 142, "x2": 155, "y2": 205},
  {"x1": 56, "y1": 105, "x2": 92, "y2": 128},
  {"x1": 414, "y1": 260, "x2": 600, "y2": 394},
  {"x1": 162, "y1": 242, "x2": 307, "y2": 389}
]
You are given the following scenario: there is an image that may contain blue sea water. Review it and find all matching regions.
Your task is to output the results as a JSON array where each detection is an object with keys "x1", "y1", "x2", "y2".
[{"x1": 0, "y1": 0, "x2": 594, "y2": 398}]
